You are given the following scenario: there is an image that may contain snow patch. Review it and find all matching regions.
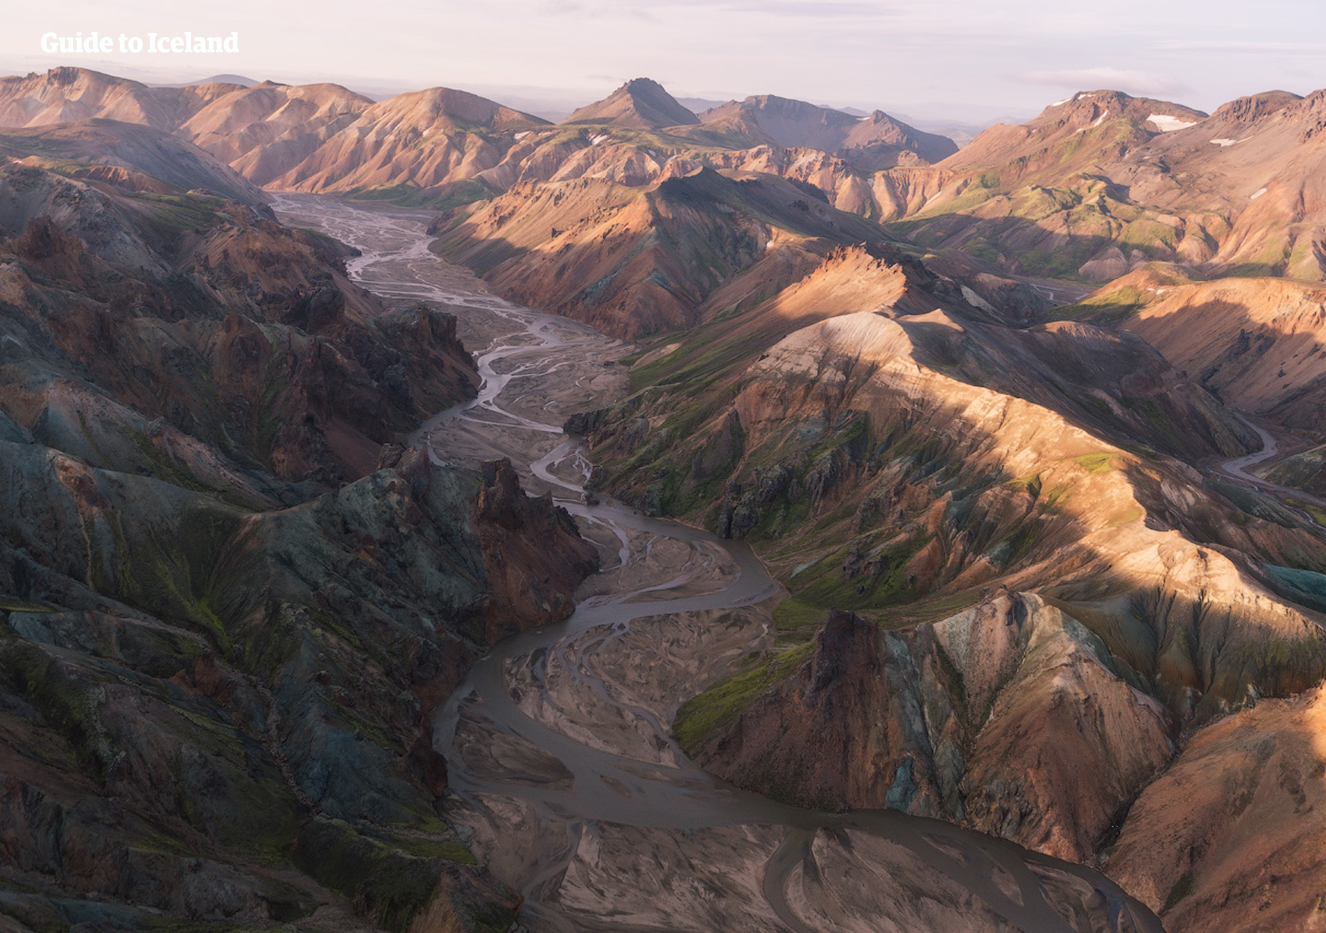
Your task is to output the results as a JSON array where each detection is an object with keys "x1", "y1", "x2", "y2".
[
  {"x1": 514, "y1": 131, "x2": 531, "y2": 140},
  {"x1": 1148, "y1": 114, "x2": 1198, "y2": 132},
  {"x1": 1050, "y1": 97, "x2": 1072, "y2": 107},
  {"x1": 961, "y1": 286, "x2": 998, "y2": 314},
  {"x1": 590, "y1": 133, "x2": 610, "y2": 145},
  {"x1": 1250, "y1": 187, "x2": 1268, "y2": 200},
  {"x1": 1076, "y1": 110, "x2": 1108, "y2": 133},
  {"x1": 1210, "y1": 138, "x2": 1240, "y2": 147}
]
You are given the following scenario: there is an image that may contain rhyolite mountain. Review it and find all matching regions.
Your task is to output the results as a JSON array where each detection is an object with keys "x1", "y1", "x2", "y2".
[
  {"x1": 6, "y1": 61, "x2": 1326, "y2": 933},
  {"x1": 690, "y1": 94, "x2": 958, "y2": 169},
  {"x1": 0, "y1": 138, "x2": 598, "y2": 931},
  {"x1": 0, "y1": 67, "x2": 375, "y2": 189},
  {"x1": 562, "y1": 214, "x2": 1326, "y2": 932},
  {"x1": 563, "y1": 77, "x2": 700, "y2": 130},
  {"x1": 0, "y1": 68, "x2": 962, "y2": 211},
  {"x1": 867, "y1": 88, "x2": 1326, "y2": 283}
]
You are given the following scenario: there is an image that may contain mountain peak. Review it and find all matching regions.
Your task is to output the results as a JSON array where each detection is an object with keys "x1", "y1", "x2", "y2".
[{"x1": 563, "y1": 77, "x2": 698, "y2": 130}]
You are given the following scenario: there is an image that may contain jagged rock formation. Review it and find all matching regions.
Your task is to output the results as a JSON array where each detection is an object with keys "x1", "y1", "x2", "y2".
[{"x1": 697, "y1": 598, "x2": 1175, "y2": 862}]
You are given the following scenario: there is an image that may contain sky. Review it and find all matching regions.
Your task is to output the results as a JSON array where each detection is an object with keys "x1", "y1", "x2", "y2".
[{"x1": 4, "y1": 0, "x2": 1325, "y2": 125}]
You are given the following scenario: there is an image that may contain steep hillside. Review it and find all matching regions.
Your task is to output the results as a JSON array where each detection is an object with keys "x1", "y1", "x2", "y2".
[
  {"x1": 0, "y1": 156, "x2": 600, "y2": 932},
  {"x1": 0, "y1": 163, "x2": 476, "y2": 485},
  {"x1": 1061, "y1": 272, "x2": 1326, "y2": 437},
  {"x1": 430, "y1": 166, "x2": 900, "y2": 338},
  {"x1": 560, "y1": 242, "x2": 1326, "y2": 927},
  {"x1": 0, "y1": 120, "x2": 267, "y2": 207}
]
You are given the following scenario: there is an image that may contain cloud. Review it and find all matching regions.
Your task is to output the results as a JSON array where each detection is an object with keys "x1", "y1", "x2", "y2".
[
  {"x1": 671, "y1": 0, "x2": 891, "y2": 14},
  {"x1": 1016, "y1": 67, "x2": 1190, "y2": 98},
  {"x1": 539, "y1": 0, "x2": 891, "y2": 18},
  {"x1": 1149, "y1": 40, "x2": 1326, "y2": 53}
]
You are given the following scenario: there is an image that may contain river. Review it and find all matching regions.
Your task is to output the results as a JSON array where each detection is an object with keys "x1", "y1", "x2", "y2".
[{"x1": 271, "y1": 194, "x2": 1163, "y2": 933}]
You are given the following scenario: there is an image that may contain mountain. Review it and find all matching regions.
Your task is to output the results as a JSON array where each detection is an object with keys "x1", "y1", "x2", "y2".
[
  {"x1": 563, "y1": 77, "x2": 700, "y2": 130},
  {"x1": 863, "y1": 88, "x2": 1326, "y2": 284},
  {"x1": 268, "y1": 85, "x2": 547, "y2": 198},
  {"x1": 0, "y1": 160, "x2": 472, "y2": 483},
  {"x1": 0, "y1": 119, "x2": 267, "y2": 207},
  {"x1": 561, "y1": 236, "x2": 1325, "y2": 931},
  {"x1": 431, "y1": 167, "x2": 904, "y2": 338},
  {"x1": 0, "y1": 68, "x2": 375, "y2": 190},
  {"x1": 171, "y1": 79, "x2": 374, "y2": 186},
  {"x1": 692, "y1": 94, "x2": 958, "y2": 168},
  {"x1": 0, "y1": 150, "x2": 600, "y2": 931}
]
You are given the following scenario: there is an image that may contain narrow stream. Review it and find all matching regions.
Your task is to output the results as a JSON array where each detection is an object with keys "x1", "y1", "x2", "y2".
[{"x1": 272, "y1": 194, "x2": 1164, "y2": 933}]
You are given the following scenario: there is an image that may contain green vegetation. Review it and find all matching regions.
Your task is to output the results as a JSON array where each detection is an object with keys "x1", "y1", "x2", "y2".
[
  {"x1": 291, "y1": 818, "x2": 495, "y2": 933},
  {"x1": 1163, "y1": 872, "x2": 1194, "y2": 912},
  {"x1": 0, "y1": 639, "x2": 112, "y2": 781},
  {"x1": 1070, "y1": 451, "x2": 1120, "y2": 474},
  {"x1": 672, "y1": 640, "x2": 816, "y2": 753},
  {"x1": 90, "y1": 499, "x2": 260, "y2": 655},
  {"x1": 352, "y1": 178, "x2": 495, "y2": 210}
]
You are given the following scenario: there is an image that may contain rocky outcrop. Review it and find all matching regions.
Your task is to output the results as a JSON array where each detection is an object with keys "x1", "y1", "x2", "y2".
[
  {"x1": 690, "y1": 597, "x2": 1176, "y2": 862},
  {"x1": 474, "y1": 458, "x2": 599, "y2": 642},
  {"x1": 0, "y1": 433, "x2": 596, "y2": 929}
]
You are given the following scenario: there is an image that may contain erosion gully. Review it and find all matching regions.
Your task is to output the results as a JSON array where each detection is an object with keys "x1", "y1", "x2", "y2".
[{"x1": 272, "y1": 195, "x2": 1162, "y2": 933}]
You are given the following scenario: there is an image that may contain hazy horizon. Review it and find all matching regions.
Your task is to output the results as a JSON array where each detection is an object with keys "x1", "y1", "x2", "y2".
[{"x1": 4, "y1": 0, "x2": 1324, "y2": 124}]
